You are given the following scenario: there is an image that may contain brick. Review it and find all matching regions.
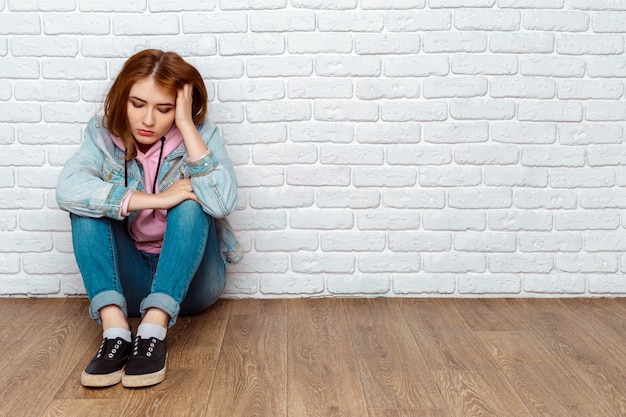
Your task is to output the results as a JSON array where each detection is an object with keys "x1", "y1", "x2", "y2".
[
  {"x1": 524, "y1": 10, "x2": 590, "y2": 32},
  {"x1": 228, "y1": 253, "x2": 289, "y2": 273},
  {"x1": 454, "y1": 144, "x2": 519, "y2": 165},
  {"x1": 490, "y1": 254, "x2": 553, "y2": 273},
  {"x1": 449, "y1": 188, "x2": 512, "y2": 209},
  {"x1": 0, "y1": 125, "x2": 15, "y2": 145},
  {"x1": 361, "y1": 0, "x2": 425, "y2": 8},
  {"x1": 289, "y1": 78, "x2": 353, "y2": 99},
  {"x1": 235, "y1": 166, "x2": 283, "y2": 187},
  {"x1": 316, "y1": 56, "x2": 381, "y2": 77},
  {"x1": 459, "y1": 275, "x2": 521, "y2": 294},
  {"x1": 353, "y1": 167, "x2": 417, "y2": 187},
  {"x1": 358, "y1": 253, "x2": 420, "y2": 273},
  {"x1": 218, "y1": 0, "x2": 286, "y2": 9},
  {"x1": 44, "y1": 103, "x2": 96, "y2": 123},
  {"x1": 385, "y1": 10, "x2": 451, "y2": 32},
  {"x1": 557, "y1": 254, "x2": 618, "y2": 273},
  {"x1": 424, "y1": 253, "x2": 486, "y2": 273},
  {"x1": 318, "y1": 12, "x2": 384, "y2": 32},
  {"x1": 518, "y1": 101, "x2": 583, "y2": 122},
  {"x1": 385, "y1": 56, "x2": 448, "y2": 77},
  {"x1": 555, "y1": 210, "x2": 620, "y2": 231},
  {"x1": 393, "y1": 274, "x2": 455, "y2": 295},
  {"x1": 489, "y1": 210, "x2": 553, "y2": 231},
  {"x1": 568, "y1": 0, "x2": 626, "y2": 10},
  {"x1": 581, "y1": 189, "x2": 626, "y2": 209},
  {"x1": 387, "y1": 145, "x2": 451, "y2": 166},
  {"x1": 255, "y1": 231, "x2": 318, "y2": 252},
  {"x1": 522, "y1": 147, "x2": 585, "y2": 167},
  {"x1": 42, "y1": 59, "x2": 107, "y2": 80},
  {"x1": 587, "y1": 146, "x2": 626, "y2": 166},
  {"x1": 292, "y1": 0, "x2": 357, "y2": 8},
  {"x1": 585, "y1": 232, "x2": 626, "y2": 252},
  {"x1": 327, "y1": 274, "x2": 390, "y2": 295},
  {"x1": 247, "y1": 57, "x2": 313, "y2": 77},
  {"x1": 423, "y1": 32, "x2": 487, "y2": 53},
  {"x1": 388, "y1": 232, "x2": 451, "y2": 252},
  {"x1": 260, "y1": 275, "x2": 324, "y2": 295},
  {"x1": 422, "y1": 210, "x2": 486, "y2": 231},
  {"x1": 247, "y1": 101, "x2": 311, "y2": 122},
  {"x1": 218, "y1": 80, "x2": 285, "y2": 101},
  {"x1": 484, "y1": 167, "x2": 548, "y2": 187},
  {"x1": 423, "y1": 76, "x2": 488, "y2": 98},
  {"x1": 0, "y1": 13, "x2": 40, "y2": 35},
  {"x1": 356, "y1": 210, "x2": 420, "y2": 230},
  {"x1": 291, "y1": 253, "x2": 355, "y2": 273},
  {"x1": 250, "y1": 11, "x2": 316, "y2": 32},
  {"x1": 78, "y1": 0, "x2": 146, "y2": 12},
  {"x1": 383, "y1": 189, "x2": 446, "y2": 209},
  {"x1": 22, "y1": 253, "x2": 79, "y2": 274},
  {"x1": 0, "y1": 103, "x2": 41, "y2": 123},
  {"x1": 291, "y1": 122, "x2": 353, "y2": 143},
  {"x1": 314, "y1": 101, "x2": 379, "y2": 122},
  {"x1": 229, "y1": 210, "x2": 287, "y2": 231},
  {"x1": 454, "y1": 9, "x2": 521, "y2": 31},
  {"x1": 248, "y1": 188, "x2": 315, "y2": 208},
  {"x1": 424, "y1": 122, "x2": 489, "y2": 143},
  {"x1": 558, "y1": 124, "x2": 623, "y2": 145},
  {"x1": 585, "y1": 102, "x2": 626, "y2": 121},
  {"x1": 11, "y1": 36, "x2": 78, "y2": 57},
  {"x1": 515, "y1": 189, "x2": 578, "y2": 210},
  {"x1": 560, "y1": 79, "x2": 624, "y2": 100},
  {"x1": 489, "y1": 33, "x2": 554, "y2": 53},
  {"x1": 551, "y1": 168, "x2": 615, "y2": 188},
  {"x1": 0, "y1": 58, "x2": 39, "y2": 79},
  {"x1": 252, "y1": 143, "x2": 317, "y2": 165},
  {"x1": 223, "y1": 273, "x2": 258, "y2": 295},
  {"x1": 382, "y1": 102, "x2": 447, "y2": 122},
  {"x1": 18, "y1": 167, "x2": 62, "y2": 189},
  {"x1": 287, "y1": 166, "x2": 351, "y2": 186},
  {"x1": 357, "y1": 79, "x2": 420, "y2": 100},
  {"x1": 355, "y1": 34, "x2": 420, "y2": 54},
  {"x1": 0, "y1": 232, "x2": 53, "y2": 252},
  {"x1": 288, "y1": 33, "x2": 353, "y2": 54},
  {"x1": 450, "y1": 99, "x2": 516, "y2": 120},
  {"x1": 557, "y1": 34, "x2": 624, "y2": 55},
  {"x1": 43, "y1": 13, "x2": 109, "y2": 35},
  {"x1": 8, "y1": 0, "x2": 75, "y2": 10},
  {"x1": 222, "y1": 123, "x2": 287, "y2": 145},
  {"x1": 290, "y1": 209, "x2": 354, "y2": 230},
  {"x1": 317, "y1": 188, "x2": 381, "y2": 209},
  {"x1": 220, "y1": 34, "x2": 285, "y2": 56},
  {"x1": 321, "y1": 232, "x2": 386, "y2": 252},
  {"x1": 431, "y1": 0, "x2": 495, "y2": 6},
  {"x1": 519, "y1": 233, "x2": 582, "y2": 253},
  {"x1": 15, "y1": 81, "x2": 80, "y2": 102},
  {"x1": 454, "y1": 232, "x2": 516, "y2": 252},
  {"x1": 356, "y1": 123, "x2": 420, "y2": 144},
  {"x1": 593, "y1": 11, "x2": 626, "y2": 32},
  {"x1": 191, "y1": 57, "x2": 245, "y2": 79},
  {"x1": 491, "y1": 122, "x2": 556, "y2": 144},
  {"x1": 182, "y1": 13, "x2": 247, "y2": 33},
  {"x1": 149, "y1": 0, "x2": 215, "y2": 11},
  {"x1": 499, "y1": 0, "x2": 563, "y2": 7},
  {"x1": 521, "y1": 56, "x2": 586, "y2": 77},
  {"x1": 0, "y1": 254, "x2": 20, "y2": 274},
  {"x1": 0, "y1": 168, "x2": 14, "y2": 188},
  {"x1": 320, "y1": 145, "x2": 384, "y2": 165},
  {"x1": 452, "y1": 55, "x2": 518, "y2": 75},
  {"x1": 588, "y1": 275, "x2": 626, "y2": 294}
]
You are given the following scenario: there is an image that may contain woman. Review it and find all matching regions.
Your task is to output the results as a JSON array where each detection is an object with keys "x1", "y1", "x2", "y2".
[{"x1": 56, "y1": 49, "x2": 242, "y2": 388}]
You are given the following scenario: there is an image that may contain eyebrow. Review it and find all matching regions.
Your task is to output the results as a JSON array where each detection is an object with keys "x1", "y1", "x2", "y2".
[{"x1": 129, "y1": 96, "x2": 175, "y2": 107}]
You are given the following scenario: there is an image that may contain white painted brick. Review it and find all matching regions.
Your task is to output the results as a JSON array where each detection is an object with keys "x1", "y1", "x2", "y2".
[
  {"x1": 255, "y1": 231, "x2": 318, "y2": 252},
  {"x1": 0, "y1": 212, "x2": 17, "y2": 232},
  {"x1": 423, "y1": 32, "x2": 487, "y2": 53},
  {"x1": 551, "y1": 168, "x2": 615, "y2": 188},
  {"x1": 0, "y1": 275, "x2": 61, "y2": 295},
  {"x1": 419, "y1": 166, "x2": 481, "y2": 187},
  {"x1": 220, "y1": 34, "x2": 285, "y2": 56},
  {"x1": 314, "y1": 100, "x2": 379, "y2": 122},
  {"x1": 454, "y1": 232, "x2": 516, "y2": 252},
  {"x1": 452, "y1": 55, "x2": 518, "y2": 75},
  {"x1": 44, "y1": 103, "x2": 97, "y2": 124},
  {"x1": 586, "y1": 102, "x2": 626, "y2": 121},
  {"x1": 22, "y1": 253, "x2": 78, "y2": 274},
  {"x1": 515, "y1": 189, "x2": 578, "y2": 210},
  {"x1": 222, "y1": 123, "x2": 287, "y2": 145},
  {"x1": 423, "y1": 210, "x2": 486, "y2": 231},
  {"x1": 229, "y1": 210, "x2": 287, "y2": 231},
  {"x1": 358, "y1": 253, "x2": 420, "y2": 273},
  {"x1": 223, "y1": 273, "x2": 258, "y2": 295},
  {"x1": 361, "y1": 0, "x2": 425, "y2": 9},
  {"x1": 0, "y1": 146, "x2": 45, "y2": 166},
  {"x1": 356, "y1": 79, "x2": 419, "y2": 100},
  {"x1": 78, "y1": 0, "x2": 146, "y2": 12},
  {"x1": 80, "y1": 38, "x2": 152, "y2": 58},
  {"x1": 291, "y1": 253, "x2": 355, "y2": 274},
  {"x1": 320, "y1": 145, "x2": 383, "y2": 165},
  {"x1": 588, "y1": 56, "x2": 626, "y2": 78},
  {"x1": 249, "y1": 188, "x2": 315, "y2": 209},
  {"x1": 450, "y1": 99, "x2": 516, "y2": 120},
  {"x1": 353, "y1": 167, "x2": 417, "y2": 187},
  {"x1": 227, "y1": 146, "x2": 250, "y2": 166},
  {"x1": 454, "y1": 9, "x2": 521, "y2": 31},
  {"x1": 522, "y1": 147, "x2": 585, "y2": 167},
  {"x1": 0, "y1": 125, "x2": 15, "y2": 145},
  {"x1": 383, "y1": 189, "x2": 445, "y2": 211},
  {"x1": 0, "y1": 58, "x2": 39, "y2": 79},
  {"x1": 0, "y1": 80, "x2": 8, "y2": 100},
  {"x1": 290, "y1": 209, "x2": 354, "y2": 230},
  {"x1": 387, "y1": 145, "x2": 451, "y2": 166},
  {"x1": 292, "y1": 0, "x2": 356, "y2": 9},
  {"x1": 423, "y1": 76, "x2": 487, "y2": 99},
  {"x1": 43, "y1": 13, "x2": 109, "y2": 35},
  {"x1": 458, "y1": 275, "x2": 521, "y2": 294},
  {"x1": 17, "y1": 167, "x2": 61, "y2": 189},
  {"x1": 318, "y1": 12, "x2": 384, "y2": 32},
  {"x1": 287, "y1": 33, "x2": 352, "y2": 54},
  {"x1": 558, "y1": 124, "x2": 623, "y2": 145},
  {"x1": 0, "y1": 232, "x2": 53, "y2": 252},
  {"x1": 355, "y1": 34, "x2": 420, "y2": 54},
  {"x1": 521, "y1": 56, "x2": 586, "y2": 78},
  {"x1": 247, "y1": 57, "x2": 313, "y2": 77},
  {"x1": 559, "y1": 79, "x2": 623, "y2": 100},
  {"x1": 455, "y1": 144, "x2": 519, "y2": 165},
  {"x1": 581, "y1": 189, "x2": 626, "y2": 209},
  {"x1": 519, "y1": 233, "x2": 582, "y2": 252},
  {"x1": 252, "y1": 143, "x2": 317, "y2": 165},
  {"x1": 0, "y1": 168, "x2": 14, "y2": 188},
  {"x1": 382, "y1": 102, "x2": 446, "y2": 122},
  {"x1": 491, "y1": 122, "x2": 556, "y2": 144},
  {"x1": 53, "y1": 232, "x2": 73, "y2": 253},
  {"x1": 524, "y1": 10, "x2": 589, "y2": 32},
  {"x1": 42, "y1": 59, "x2": 107, "y2": 80},
  {"x1": 289, "y1": 78, "x2": 352, "y2": 99},
  {"x1": 431, "y1": 0, "x2": 496, "y2": 6},
  {"x1": 235, "y1": 166, "x2": 284, "y2": 187},
  {"x1": 388, "y1": 232, "x2": 451, "y2": 252},
  {"x1": 316, "y1": 56, "x2": 381, "y2": 77},
  {"x1": 490, "y1": 254, "x2": 553, "y2": 273},
  {"x1": 586, "y1": 232, "x2": 626, "y2": 252},
  {"x1": 0, "y1": 254, "x2": 20, "y2": 274},
  {"x1": 228, "y1": 253, "x2": 289, "y2": 273},
  {"x1": 357, "y1": 123, "x2": 420, "y2": 144},
  {"x1": 247, "y1": 101, "x2": 311, "y2": 122},
  {"x1": 557, "y1": 34, "x2": 624, "y2": 55},
  {"x1": 81, "y1": 81, "x2": 112, "y2": 103},
  {"x1": 490, "y1": 77, "x2": 555, "y2": 99},
  {"x1": 385, "y1": 56, "x2": 448, "y2": 77},
  {"x1": 424, "y1": 122, "x2": 489, "y2": 143},
  {"x1": 15, "y1": 81, "x2": 80, "y2": 102},
  {"x1": 484, "y1": 167, "x2": 548, "y2": 187},
  {"x1": 385, "y1": 11, "x2": 451, "y2": 32},
  {"x1": 321, "y1": 232, "x2": 385, "y2": 252},
  {"x1": 290, "y1": 122, "x2": 353, "y2": 143},
  {"x1": 617, "y1": 168, "x2": 626, "y2": 186},
  {"x1": 317, "y1": 188, "x2": 380, "y2": 209},
  {"x1": 8, "y1": 0, "x2": 75, "y2": 10},
  {"x1": 218, "y1": 0, "x2": 286, "y2": 10},
  {"x1": 182, "y1": 13, "x2": 247, "y2": 33},
  {"x1": 260, "y1": 274, "x2": 324, "y2": 295},
  {"x1": 250, "y1": 11, "x2": 316, "y2": 32},
  {"x1": 393, "y1": 274, "x2": 455, "y2": 295},
  {"x1": 568, "y1": 0, "x2": 626, "y2": 10},
  {"x1": 327, "y1": 274, "x2": 390, "y2": 295},
  {"x1": 490, "y1": 33, "x2": 554, "y2": 53},
  {"x1": 449, "y1": 188, "x2": 513, "y2": 209},
  {"x1": 499, "y1": 0, "x2": 564, "y2": 8},
  {"x1": 0, "y1": 103, "x2": 41, "y2": 123},
  {"x1": 287, "y1": 165, "x2": 350, "y2": 187},
  {"x1": 150, "y1": 0, "x2": 215, "y2": 11},
  {"x1": 0, "y1": 13, "x2": 40, "y2": 35},
  {"x1": 519, "y1": 101, "x2": 583, "y2": 122},
  {"x1": 587, "y1": 146, "x2": 626, "y2": 166},
  {"x1": 356, "y1": 210, "x2": 420, "y2": 230},
  {"x1": 555, "y1": 210, "x2": 620, "y2": 231},
  {"x1": 557, "y1": 254, "x2": 618, "y2": 273},
  {"x1": 488, "y1": 210, "x2": 553, "y2": 231},
  {"x1": 593, "y1": 11, "x2": 626, "y2": 32},
  {"x1": 424, "y1": 253, "x2": 486, "y2": 273},
  {"x1": 219, "y1": 80, "x2": 285, "y2": 102},
  {"x1": 11, "y1": 36, "x2": 78, "y2": 57},
  {"x1": 588, "y1": 275, "x2": 626, "y2": 294}
]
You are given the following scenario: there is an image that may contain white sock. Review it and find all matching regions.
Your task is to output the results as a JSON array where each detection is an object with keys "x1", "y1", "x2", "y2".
[
  {"x1": 103, "y1": 327, "x2": 132, "y2": 342},
  {"x1": 137, "y1": 323, "x2": 167, "y2": 341}
]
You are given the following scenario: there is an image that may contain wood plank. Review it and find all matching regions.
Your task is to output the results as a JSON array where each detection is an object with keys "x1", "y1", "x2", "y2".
[
  {"x1": 368, "y1": 409, "x2": 450, "y2": 417},
  {"x1": 287, "y1": 298, "x2": 367, "y2": 417},
  {"x1": 478, "y1": 330, "x2": 615, "y2": 417},
  {"x1": 343, "y1": 298, "x2": 445, "y2": 412},
  {"x1": 205, "y1": 299, "x2": 287, "y2": 417},
  {"x1": 452, "y1": 298, "x2": 531, "y2": 331},
  {"x1": 398, "y1": 299, "x2": 497, "y2": 371},
  {"x1": 41, "y1": 400, "x2": 129, "y2": 417}
]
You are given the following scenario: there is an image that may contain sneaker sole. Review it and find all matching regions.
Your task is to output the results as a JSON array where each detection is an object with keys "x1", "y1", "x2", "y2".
[
  {"x1": 81, "y1": 369, "x2": 124, "y2": 387},
  {"x1": 121, "y1": 365, "x2": 166, "y2": 388}
]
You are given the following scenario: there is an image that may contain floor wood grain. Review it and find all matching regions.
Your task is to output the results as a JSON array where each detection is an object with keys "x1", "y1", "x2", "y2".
[{"x1": 0, "y1": 297, "x2": 624, "y2": 417}]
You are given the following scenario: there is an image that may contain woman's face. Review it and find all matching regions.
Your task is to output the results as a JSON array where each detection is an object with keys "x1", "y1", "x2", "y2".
[{"x1": 127, "y1": 77, "x2": 176, "y2": 151}]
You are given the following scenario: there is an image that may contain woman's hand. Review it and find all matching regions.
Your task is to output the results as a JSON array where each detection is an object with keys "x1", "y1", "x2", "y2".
[
  {"x1": 157, "y1": 179, "x2": 198, "y2": 209},
  {"x1": 175, "y1": 84, "x2": 194, "y2": 130}
]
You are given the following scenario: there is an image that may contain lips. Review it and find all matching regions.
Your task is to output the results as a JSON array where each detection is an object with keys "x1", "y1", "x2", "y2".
[{"x1": 137, "y1": 129, "x2": 154, "y2": 137}]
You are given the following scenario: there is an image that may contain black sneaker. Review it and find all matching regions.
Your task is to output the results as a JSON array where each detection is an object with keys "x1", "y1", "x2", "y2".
[
  {"x1": 81, "y1": 337, "x2": 132, "y2": 387},
  {"x1": 122, "y1": 336, "x2": 167, "y2": 388}
]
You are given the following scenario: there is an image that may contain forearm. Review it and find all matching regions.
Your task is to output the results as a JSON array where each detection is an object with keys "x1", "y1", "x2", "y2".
[
  {"x1": 178, "y1": 123, "x2": 208, "y2": 159},
  {"x1": 127, "y1": 191, "x2": 163, "y2": 211}
]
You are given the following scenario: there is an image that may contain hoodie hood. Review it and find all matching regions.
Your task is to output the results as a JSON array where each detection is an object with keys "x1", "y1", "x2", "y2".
[{"x1": 110, "y1": 124, "x2": 184, "y2": 164}]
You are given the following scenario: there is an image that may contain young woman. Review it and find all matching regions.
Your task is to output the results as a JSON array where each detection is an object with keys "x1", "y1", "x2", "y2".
[{"x1": 56, "y1": 49, "x2": 242, "y2": 388}]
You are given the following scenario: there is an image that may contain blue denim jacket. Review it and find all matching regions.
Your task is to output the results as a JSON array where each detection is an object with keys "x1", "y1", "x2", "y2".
[{"x1": 56, "y1": 116, "x2": 243, "y2": 266}]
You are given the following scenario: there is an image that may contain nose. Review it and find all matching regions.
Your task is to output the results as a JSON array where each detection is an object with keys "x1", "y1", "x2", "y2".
[{"x1": 142, "y1": 109, "x2": 155, "y2": 127}]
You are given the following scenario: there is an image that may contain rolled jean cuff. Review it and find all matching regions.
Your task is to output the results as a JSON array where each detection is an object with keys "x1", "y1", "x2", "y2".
[
  {"x1": 140, "y1": 292, "x2": 180, "y2": 328},
  {"x1": 89, "y1": 290, "x2": 128, "y2": 324}
]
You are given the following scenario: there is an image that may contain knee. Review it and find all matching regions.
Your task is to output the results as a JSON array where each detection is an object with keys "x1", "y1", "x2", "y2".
[{"x1": 167, "y1": 200, "x2": 211, "y2": 229}]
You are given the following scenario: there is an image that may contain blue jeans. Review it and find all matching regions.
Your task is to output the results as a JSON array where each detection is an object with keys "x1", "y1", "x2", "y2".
[{"x1": 70, "y1": 200, "x2": 226, "y2": 327}]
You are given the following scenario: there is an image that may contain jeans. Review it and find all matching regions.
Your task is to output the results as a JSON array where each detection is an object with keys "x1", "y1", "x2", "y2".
[{"x1": 70, "y1": 200, "x2": 226, "y2": 327}]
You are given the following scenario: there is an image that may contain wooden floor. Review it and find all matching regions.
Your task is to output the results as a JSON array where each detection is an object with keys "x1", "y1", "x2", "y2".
[{"x1": 1, "y1": 297, "x2": 625, "y2": 417}]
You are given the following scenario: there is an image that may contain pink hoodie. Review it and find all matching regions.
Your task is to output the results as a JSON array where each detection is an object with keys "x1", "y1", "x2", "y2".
[{"x1": 111, "y1": 126, "x2": 184, "y2": 254}]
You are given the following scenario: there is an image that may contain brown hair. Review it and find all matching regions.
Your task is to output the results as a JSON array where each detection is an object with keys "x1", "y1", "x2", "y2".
[{"x1": 104, "y1": 49, "x2": 208, "y2": 159}]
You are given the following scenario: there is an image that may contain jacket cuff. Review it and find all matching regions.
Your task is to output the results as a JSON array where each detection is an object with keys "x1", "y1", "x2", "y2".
[
  {"x1": 104, "y1": 184, "x2": 129, "y2": 220},
  {"x1": 187, "y1": 150, "x2": 218, "y2": 177}
]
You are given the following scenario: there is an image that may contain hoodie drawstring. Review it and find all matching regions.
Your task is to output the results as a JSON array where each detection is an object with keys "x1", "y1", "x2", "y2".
[{"x1": 152, "y1": 137, "x2": 166, "y2": 218}]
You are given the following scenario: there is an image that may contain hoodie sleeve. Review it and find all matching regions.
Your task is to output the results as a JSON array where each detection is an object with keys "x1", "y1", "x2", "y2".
[
  {"x1": 56, "y1": 118, "x2": 131, "y2": 220},
  {"x1": 187, "y1": 123, "x2": 238, "y2": 219}
]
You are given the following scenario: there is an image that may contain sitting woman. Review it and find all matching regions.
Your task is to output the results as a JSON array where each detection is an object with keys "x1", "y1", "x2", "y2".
[{"x1": 56, "y1": 49, "x2": 242, "y2": 388}]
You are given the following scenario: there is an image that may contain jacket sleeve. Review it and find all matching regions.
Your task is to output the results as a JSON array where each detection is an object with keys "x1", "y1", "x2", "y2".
[
  {"x1": 56, "y1": 119, "x2": 131, "y2": 220},
  {"x1": 187, "y1": 123, "x2": 238, "y2": 219}
]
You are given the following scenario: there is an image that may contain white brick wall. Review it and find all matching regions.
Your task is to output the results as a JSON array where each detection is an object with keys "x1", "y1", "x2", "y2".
[{"x1": 1, "y1": 0, "x2": 625, "y2": 298}]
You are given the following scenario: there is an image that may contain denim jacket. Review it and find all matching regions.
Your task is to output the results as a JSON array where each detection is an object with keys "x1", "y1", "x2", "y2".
[{"x1": 56, "y1": 116, "x2": 243, "y2": 266}]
